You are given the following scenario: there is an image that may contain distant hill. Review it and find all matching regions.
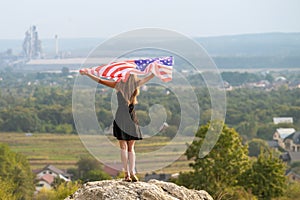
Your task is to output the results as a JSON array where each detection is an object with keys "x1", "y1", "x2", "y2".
[
  {"x1": 196, "y1": 32, "x2": 300, "y2": 57},
  {"x1": 196, "y1": 33, "x2": 300, "y2": 69},
  {"x1": 1, "y1": 32, "x2": 300, "y2": 69}
]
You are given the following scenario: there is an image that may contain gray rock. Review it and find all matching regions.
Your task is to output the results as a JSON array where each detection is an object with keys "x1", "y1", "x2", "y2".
[{"x1": 65, "y1": 179, "x2": 213, "y2": 200}]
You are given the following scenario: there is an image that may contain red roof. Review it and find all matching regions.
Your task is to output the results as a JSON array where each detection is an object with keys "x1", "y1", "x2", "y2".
[{"x1": 38, "y1": 174, "x2": 54, "y2": 185}]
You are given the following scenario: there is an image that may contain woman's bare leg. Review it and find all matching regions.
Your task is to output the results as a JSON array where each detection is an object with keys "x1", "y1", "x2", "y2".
[
  {"x1": 127, "y1": 140, "x2": 138, "y2": 181},
  {"x1": 119, "y1": 140, "x2": 129, "y2": 179}
]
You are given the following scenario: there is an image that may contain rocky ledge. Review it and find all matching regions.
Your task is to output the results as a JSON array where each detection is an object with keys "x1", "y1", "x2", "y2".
[{"x1": 65, "y1": 179, "x2": 213, "y2": 200}]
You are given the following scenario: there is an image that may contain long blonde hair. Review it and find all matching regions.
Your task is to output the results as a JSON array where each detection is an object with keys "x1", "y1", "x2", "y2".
[
  {"x1": 129, "y1": 87, "x2": 140, "y2": 105},
  {"x1": 115, "y1": 74, "x2": 140, "y2": 105}
]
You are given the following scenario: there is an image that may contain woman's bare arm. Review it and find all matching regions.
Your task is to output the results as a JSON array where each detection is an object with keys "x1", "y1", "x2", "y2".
[
  {"x1": 80, "y1": 71, "x2": 116, "y2": 88},
  {"x1": 138, "y1": 73, "x2": 155, "y2": 86}
]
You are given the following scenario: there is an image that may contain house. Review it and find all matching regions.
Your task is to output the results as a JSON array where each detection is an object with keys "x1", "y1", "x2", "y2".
[
  {"x1": 35, "y1": 174, "x2": 54, "y2": 192},
  {"x1": 284, "y1": 131, "x2": 300, "y2": 152},
  {"x1": 287, "y1": 152, "x2": 300, "y2": 163},
  {"x1": 253, "y1": 80, "x2": 270, "y2": 89},
  {"x1": 35, "y1": 164, "x2": 72, "y2": 181},
  {"x1": 280, "y1": 151, "x2": 300, "y2": 163},
  {"x1": 34, "y1": 165, "x2": 72, "y2": 192},
  {"x1": 273, "y1": 128, "x2": 296, "y2": 149},
  {"x1": 223, "y1": 81, "x2": 233, "y2": 91},
  {"x1": 273, "y1": 117, "x2": 293, "y2": 125}
]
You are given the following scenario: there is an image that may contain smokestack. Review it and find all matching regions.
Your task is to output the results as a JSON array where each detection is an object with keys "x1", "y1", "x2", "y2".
[{"x1": 54, "y1": 34, "x2": 59, "y2": 58}]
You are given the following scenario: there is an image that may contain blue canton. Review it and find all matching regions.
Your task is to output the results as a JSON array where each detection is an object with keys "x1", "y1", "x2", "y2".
[{"x1": 134, "y1": 57, "x2": 173, "y2": 71}]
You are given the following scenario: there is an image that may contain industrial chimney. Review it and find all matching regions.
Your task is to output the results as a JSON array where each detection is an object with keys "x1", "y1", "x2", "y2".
[{"x1": 54, "y1": 34, "x2": 59, "y2": 58}]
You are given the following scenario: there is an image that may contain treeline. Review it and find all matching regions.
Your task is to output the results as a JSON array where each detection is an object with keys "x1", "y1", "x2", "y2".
[
  {"x1": 0, "y1": 86, "x2": 74, "y2": 133},
  {"x1": 0, "y1": 84, "x2": 183, "y2": 136},
  {"x1": 0, "y1": 70, "x2": 299, "y2": 141},
  {"x1": 226, "y1": 87, "x2": 300, "y2": 140}
]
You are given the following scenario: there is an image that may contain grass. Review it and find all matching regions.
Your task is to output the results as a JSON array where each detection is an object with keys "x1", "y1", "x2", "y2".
[
  {"x1": 0, "y1": 132, "x2": 89, "y2": 170},
  {"x1": 0, "y1": 132, "x2": 192, "y2": 175}
]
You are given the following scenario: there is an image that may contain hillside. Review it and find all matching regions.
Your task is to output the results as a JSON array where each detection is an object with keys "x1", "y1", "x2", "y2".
[
  {"x1": 197, "y1": 32, "x2": 300, "y2": 69},
  {"x1": 1, "y1": 32, "x2": 300, "y2": 70}
]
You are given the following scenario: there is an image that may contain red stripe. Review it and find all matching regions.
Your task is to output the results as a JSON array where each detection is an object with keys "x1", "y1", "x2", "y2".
[
  {"x1": 109, "y1": 66, "x2": 134, "y2": 77},
  {"x1": 94, "y1": 65, "x2": 103, "y2": 76},
  {"x1": 159, "y1": 71, "x2": 168, "y2": 75},
  {"x1": 102, "y1": 62, "x2": 127, "y2": 76},
  {"x1": 94, "y1": 65, "x2": 105, "y2": 72},
  {"x1": 162, "y1": 77, "x2": 172, "y2": 82},
  {"x1": 81, "y1": 59, "x2": 172, "y2": 82}
]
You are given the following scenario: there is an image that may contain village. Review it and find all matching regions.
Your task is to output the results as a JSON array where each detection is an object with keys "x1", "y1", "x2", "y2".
[{"x1": 30, "y1": 116, "x2": 300, "y2": 194}]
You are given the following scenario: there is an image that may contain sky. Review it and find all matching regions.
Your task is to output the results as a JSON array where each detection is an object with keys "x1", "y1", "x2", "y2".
[{"x1": 1, "y1": 0, "x2": 300, "y2": 39}]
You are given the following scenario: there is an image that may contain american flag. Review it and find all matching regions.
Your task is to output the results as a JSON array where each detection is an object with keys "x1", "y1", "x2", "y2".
[{"x1": 80, "y1": 56, "x2": 173, "y2": 82}]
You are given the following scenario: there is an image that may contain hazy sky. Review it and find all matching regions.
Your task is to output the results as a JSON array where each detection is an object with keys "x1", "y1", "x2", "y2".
[{"x1": 1, "y1": 0, "x2": 300, "y2": 39}]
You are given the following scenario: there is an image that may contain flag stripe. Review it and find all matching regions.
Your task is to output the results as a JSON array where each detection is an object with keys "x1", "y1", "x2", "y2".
[{"x1": 80, "y1": 57, "x2": 173, "y2": 82}]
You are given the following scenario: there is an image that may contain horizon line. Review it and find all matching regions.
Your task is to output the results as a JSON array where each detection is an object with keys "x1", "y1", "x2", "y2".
[{"x1": 0, "y1": 31, "x2": 299, "y2": 41}]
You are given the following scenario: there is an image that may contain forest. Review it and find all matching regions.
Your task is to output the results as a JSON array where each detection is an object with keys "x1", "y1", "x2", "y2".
[
  {"x1": 0, "y1": 68, "x2": 299, "y2": 141},
  {"x1": 0, "y1": 68, "x2": 300, "y2": 199}
]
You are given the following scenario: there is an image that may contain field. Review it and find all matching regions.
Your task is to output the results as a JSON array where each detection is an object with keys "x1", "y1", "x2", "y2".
[{"x1": 0, "y1": 132, "x2": 192, "y2": 175}]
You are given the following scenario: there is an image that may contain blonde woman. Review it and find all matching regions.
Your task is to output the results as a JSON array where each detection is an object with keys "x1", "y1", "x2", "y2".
[{"x1": 80, "y1": 71, "x2": 154, "y2": 182}]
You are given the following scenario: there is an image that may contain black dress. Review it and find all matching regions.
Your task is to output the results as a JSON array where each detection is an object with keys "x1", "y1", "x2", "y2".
[{"x1": 113, "y1": 91, "x2": 142, "y2": 140}]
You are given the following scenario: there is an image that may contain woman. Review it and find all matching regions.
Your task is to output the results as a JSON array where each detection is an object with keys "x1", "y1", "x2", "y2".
[{"x1": 80, "y1": 70, "x2": 155, "y2": 182}]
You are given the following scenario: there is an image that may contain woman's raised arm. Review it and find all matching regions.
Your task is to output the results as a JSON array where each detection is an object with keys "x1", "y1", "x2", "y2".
[
  {"x1": 80, "y1": 71, "x2": 116, "y2": 88},
  {"x1": 138, "y1": 73, "x2": 155, "y2": 86}
]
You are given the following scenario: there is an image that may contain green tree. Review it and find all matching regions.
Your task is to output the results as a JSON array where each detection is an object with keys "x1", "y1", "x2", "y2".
[
  {"x1": 160, "y1": 125, "x2": 178, "y2": 138},
  {"x1": 240, "y1": 150, "x2": 287, "y2": 200},
  {"x1": 54, "y1": 181, "x2": 80, "y2": 200},
  {"x1": 218, "y1": 186, "x2": 258, "y2": 200},
  {"x1": 97, "y1": 108, "x2": 113, "y2": 128},
  {"x1": 265, "y1": 73, "x2": 274, "y2": 83},
  {"x1": 273, "y1": 181, "x2": 300, "y2": 200},
  {"x1": 35, "y1": 181, "x2": 80, "y2": 200},
  {"x1": 37, "y1": 104, "x2": 65, "y2": 125},
  {"x1": 135, "y1": 110, "x2": 150, "y2": 127},
  {"x1": 66, "y1": 167, "x2": 79, "y2": 181},
  {"x1": 256, "y1": 124, "x2": 277, "y2": 140},
  {"x1": 248, "y1": 138, "x2": 270, "y2": 157},
  {"x1": 76, "y1": 156, "x2": 102, "y2": 180},
  {"x1": 0, "y1": 143, "x2": 35, "y2": 200},
  {"x1": 0, "y1": 107, "x2": 40, "y2": 132},
  {"x1": 83, "y1": 169, "x2": 112, "y2": 182},
  {"x1": 0, "y1": 178, "x2": 16, "y2": 200},
  {"x1": 176, "y1": 122, "x2": 250, "y2": 197},
  {"x1": 55, "y1": 123, "x2": 73, "y2": 134}
]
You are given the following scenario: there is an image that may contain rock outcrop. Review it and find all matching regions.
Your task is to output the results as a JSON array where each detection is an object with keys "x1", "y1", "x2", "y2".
[{"x1": 65, "y1": 179, "x2": 213, "y2": 200}]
